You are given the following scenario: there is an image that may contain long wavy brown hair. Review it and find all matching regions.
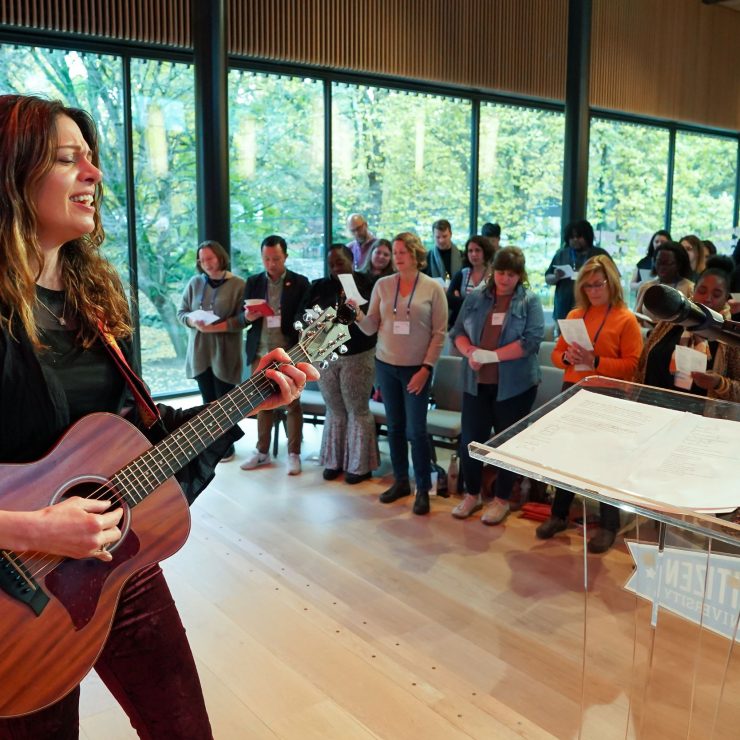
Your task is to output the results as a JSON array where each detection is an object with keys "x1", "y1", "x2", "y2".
[{"x1": 0, "y1": 94, "x2": 132, "y2": 348}]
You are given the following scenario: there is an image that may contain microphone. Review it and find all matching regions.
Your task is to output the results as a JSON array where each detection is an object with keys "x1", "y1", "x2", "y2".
[{"x1": 642, "y1": 284, "x2": 740, "y2": 348}]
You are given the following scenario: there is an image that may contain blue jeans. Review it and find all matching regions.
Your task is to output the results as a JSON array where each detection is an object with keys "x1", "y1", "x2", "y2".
[
  {"x1": 375, "y1": 359, "x2": 432, "y2": 492},
  {"x1": 461, "y1": 384, "x2": 537, "y2": 499}
]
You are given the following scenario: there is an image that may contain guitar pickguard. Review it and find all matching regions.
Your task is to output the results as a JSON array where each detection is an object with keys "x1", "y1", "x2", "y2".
[{"x1": 44, "y1": 531, "x2": 140, "y2": 630}]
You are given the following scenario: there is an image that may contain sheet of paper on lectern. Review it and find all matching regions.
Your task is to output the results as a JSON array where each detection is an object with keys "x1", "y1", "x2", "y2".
[{"x1": 490, "y1": 391, "x2": 740, "y2": 512}]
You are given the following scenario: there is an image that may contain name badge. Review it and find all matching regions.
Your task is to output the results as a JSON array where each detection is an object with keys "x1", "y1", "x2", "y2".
[
  {"x1": 491, "y1": 312, "x2": 506, "y2": 326},
  {"x1": 393, "y1": 320, "x2": 411, "y2": 335},
  {"x1": 266, "y1": 315, "x2": 281, "y2": 329}
]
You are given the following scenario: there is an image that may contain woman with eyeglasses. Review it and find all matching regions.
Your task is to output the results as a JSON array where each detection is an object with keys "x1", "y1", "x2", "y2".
[
  {"x1": 177, "y1": 240, "x2": 246, "y2": 461},
  {"x1": 634, "y1": 242, "x2": 694, "y2": 325},
  {"x1": 536, "y1": 255, "x2": 643, "y2": 553}
]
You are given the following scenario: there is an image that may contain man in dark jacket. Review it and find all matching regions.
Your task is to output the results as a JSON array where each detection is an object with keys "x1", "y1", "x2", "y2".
[{"x1": 240, "y1": 235, "x2": 310, "y2": 474}]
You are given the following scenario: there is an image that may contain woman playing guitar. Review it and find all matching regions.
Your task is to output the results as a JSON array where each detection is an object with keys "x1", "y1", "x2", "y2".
[{"x1": 0, "y1": 94, "x2": 317, "y2": 737}]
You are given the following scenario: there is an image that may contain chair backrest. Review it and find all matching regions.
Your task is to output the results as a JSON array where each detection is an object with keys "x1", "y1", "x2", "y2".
[
  {"x1": 538, "y1": 340, "x2": 557, "y2": 367},
  {"x1": 431, "y1": 356, "x2": 464, "y2": 412},
  {"x1": 533, "y1": 365, "x2": 565, "y2": 410}
]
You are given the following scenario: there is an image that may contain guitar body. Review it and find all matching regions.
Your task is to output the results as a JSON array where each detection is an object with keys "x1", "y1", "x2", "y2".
[{"x1": 0, "y1": 413, "x2": 190, "y2": 718}]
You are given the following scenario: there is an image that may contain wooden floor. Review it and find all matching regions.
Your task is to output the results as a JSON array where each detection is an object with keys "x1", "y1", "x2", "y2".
[{"x1": 78, "y1": 416, "x2": 740, "y2": 739}]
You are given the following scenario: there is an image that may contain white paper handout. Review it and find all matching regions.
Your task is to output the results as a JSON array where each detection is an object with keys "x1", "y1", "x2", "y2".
[
  {"x1": 639, "y1": 268, "x2": 653, "y2": 282},
  {"x1": 557, "y1": 318, "x2": 593, "y2": 371},
  {"x1": 554, "y1": 264, "x2": 575, "y2": 279},
  {"x1": 338, "y1": 273, "x2": 368, "y2": 306},
  {"x1": 187, "y1": 309, "x2": 220, "y2": 325},
  {"x1": 673, "y1": 345, "x2": 707, "y2": 390},
  {"x1": 490, "y1": 390, "x2": 740, "y2": 512},
  {"x1": 472, "y1": 349, "x2": 500, "y2": 364}
]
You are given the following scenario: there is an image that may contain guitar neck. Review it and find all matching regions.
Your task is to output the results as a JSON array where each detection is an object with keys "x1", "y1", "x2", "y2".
[{"x1": 112, "y1": 343, "x2": 311, "y2": 507}]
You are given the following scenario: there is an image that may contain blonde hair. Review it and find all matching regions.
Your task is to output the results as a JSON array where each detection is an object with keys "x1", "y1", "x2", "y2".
[
  {"x1": 0, "y1": 95, "x2": 131, "y2": 348},
  {"x1": 574, "y1": 255, "x2": 625, "y2": 310},
  {"x1": 392, "y1": 232, "x2": 427, "y2": 270}
]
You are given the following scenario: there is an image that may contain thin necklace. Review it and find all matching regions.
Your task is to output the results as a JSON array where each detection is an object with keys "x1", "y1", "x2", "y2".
[{"x1": 37, "y1": 292, "x2": 67, "y2": 326}]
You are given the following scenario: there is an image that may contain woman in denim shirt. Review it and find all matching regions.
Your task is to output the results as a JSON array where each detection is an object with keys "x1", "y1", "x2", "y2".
[{"x1": 449, "y1": 247, "x2": 544, "y2": 524}]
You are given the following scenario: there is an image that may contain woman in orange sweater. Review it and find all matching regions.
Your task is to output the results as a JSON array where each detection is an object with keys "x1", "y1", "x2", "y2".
[{"x1": 536, "y1": 255, "x2": 643, "y2": 553}]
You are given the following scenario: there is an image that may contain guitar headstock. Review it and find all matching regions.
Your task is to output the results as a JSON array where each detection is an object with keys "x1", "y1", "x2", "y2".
[{"x1": 296, "y1": 305, "x2": 354, "y2": 367}]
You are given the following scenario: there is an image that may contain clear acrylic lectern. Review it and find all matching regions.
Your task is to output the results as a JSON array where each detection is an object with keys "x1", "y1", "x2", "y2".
[{"x1": 469, "y1": 377, "x2": 740, "y2": 739}]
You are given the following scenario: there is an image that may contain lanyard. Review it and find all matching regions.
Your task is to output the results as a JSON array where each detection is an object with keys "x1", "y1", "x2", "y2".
[
  {"x1": 583, "y1": 304, "x2": 612, "y2": 348},
  {"x1": 393, "y1": 272, "x2": 420, "y2": 317}
]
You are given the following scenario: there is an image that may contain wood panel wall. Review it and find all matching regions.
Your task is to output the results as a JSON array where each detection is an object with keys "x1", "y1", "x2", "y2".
[
  {"x1": 1, "y1": 0, "x2": 738, "y2": 130},
  {"x1": 591, "y1": 0, "x2": 740, "y2": 131}
]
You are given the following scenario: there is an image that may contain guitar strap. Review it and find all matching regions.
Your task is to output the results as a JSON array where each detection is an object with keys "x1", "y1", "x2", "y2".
[{"x1": 98, "y1": 325, "x2": 161, "y2": 428}]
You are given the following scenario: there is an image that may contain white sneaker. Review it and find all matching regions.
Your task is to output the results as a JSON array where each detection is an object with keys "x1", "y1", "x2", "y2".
[
  {"x1": 287, "y1": 453, "x2": 302, "y2": 475},
  {"x1": 451, "y1": 493, "x2": 482, "y2": 519},
  {"x1": 240, "y1": 450, "x2": 271, "y2": 470},
  {"x1": 481, "y1": 498, "x2": 510, "y2": 525}
]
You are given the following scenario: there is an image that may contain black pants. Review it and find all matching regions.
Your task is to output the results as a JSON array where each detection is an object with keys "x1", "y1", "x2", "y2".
[
  {"x1": 460, "y1": 384, "x2": 537, "y2": 499},
  {"x1": 195, "y1": 367, "x2": 236, "y2": 456},
  {"x1": 551, "y1": 491, "x2": 620, "y2": 531}
]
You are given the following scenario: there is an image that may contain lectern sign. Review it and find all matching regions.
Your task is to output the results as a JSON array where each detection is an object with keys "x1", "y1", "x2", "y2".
[{"x1": 625, "y1": 541, "x2": 740, "y2": 641}]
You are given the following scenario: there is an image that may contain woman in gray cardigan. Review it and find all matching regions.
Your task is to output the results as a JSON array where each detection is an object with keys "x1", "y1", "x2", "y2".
[{"x1": 177, "y1": 240, "x2": 246, "y2": 459}]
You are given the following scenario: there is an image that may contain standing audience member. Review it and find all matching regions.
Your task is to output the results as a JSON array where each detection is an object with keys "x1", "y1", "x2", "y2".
[
  {"x1": 545, "y1": 220, "x2": 611, "y2": 322},
  {"x1": 630, "y1": 229, "x2": 671, "y2": 291},
  {"x1": 450, "y1": 247, "x2": 544, "y2": 524},
  {"x1": 354, "y1": 232, "x2": 448, "y2": 515},
  {"x1": 634, "y1": 268, "x2": 740, "y2": 402},
  {"x1": 307, "y1": 244, "x2": 379, "y2": 483},
  {"x1": 426, "y1": 219, "x2": 463, "y2": 284},
  {"x1": 0, "y1": 93, "x2": 314, "y2": 738},
  {"x1": 346, "y1": 213, "x2": 375, "y2": 269},
  {"x1": 178, "y1": 240, "x2": 245, "y2": 461},
  {"x1": 241, "y1": 235, "x2": 310, "y2": 475},
  {"x1": 447, "y1": 235, "x2": 496, "y2": 328},
  {"x1": 680, "y1": 234, "x2": 706, "y2": 282},
  {"x1": 634, "y1": 242, "x2": 694, "y2": 324},
  {"x1": 537, "y1": 256, "x2": 643, "y2": 553},
  {"x1": 481, "y1": 222, "x2": 501, "y2": 251},
  {"x1": 361, "y1": 238, "x2": 396, "y2": 282}
]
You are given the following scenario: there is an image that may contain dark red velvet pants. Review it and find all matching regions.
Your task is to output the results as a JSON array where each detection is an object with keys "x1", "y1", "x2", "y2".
[{"x1": 0, "y1": 565, "x2": 212, "y2": 739}]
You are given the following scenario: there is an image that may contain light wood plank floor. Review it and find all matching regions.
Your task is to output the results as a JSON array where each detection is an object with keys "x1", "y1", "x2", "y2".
[{"x1": 79, "y1": 414, "x2": 740, "y2": 739}]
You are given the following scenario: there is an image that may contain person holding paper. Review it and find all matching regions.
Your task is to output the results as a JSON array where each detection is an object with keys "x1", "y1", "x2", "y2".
[
  {"x1": 634, "y1": 242, "x2": 694, "y2": 324},
  {"x1": 306, "y1": 244, "x2": 379, "y2": 483},
  {"x1": 178, "y1": 240, "x2": 246, "y2": 461},
  {"x1": 450, "y1": 247, "x2": 544, "y2": 524},
  {"x1": 240, "y1": 235, "x2": 310, "y2": 474},
  {"x1": 630, "y1": 229, "x2": 671, "y2": 292},
  {"x1": 353, "y1": 232, "x2": 448, "y2": 515},
  {"x1": 538, "y1": 255, "x2": 643, "y2": 552},
  {"x1": 634, "y1": 268, "x2": 740, "y2": 402},
  {"x1": 545, "y1": 220, "x2": 611, "y2": 322}
]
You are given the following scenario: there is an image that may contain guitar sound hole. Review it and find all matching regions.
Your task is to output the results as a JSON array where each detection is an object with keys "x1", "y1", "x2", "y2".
[{"x1": 53, "y1": 478, "x2": 131, "y2": 555}]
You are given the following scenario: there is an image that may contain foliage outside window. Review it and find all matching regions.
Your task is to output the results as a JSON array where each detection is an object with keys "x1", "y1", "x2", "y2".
[
  {"x1": 478, "y1": 103, "x2": 565, "y2": 307},
  {"x1": 587, "y1": 118, "x2": 670, "y2": 299},
  {"x1": 672, "y1": 131, "x2": 737, "y2": 252},
  {"x1": 332, "y1": 84, "x2": 471, "y2": 256},
  {"x1": 229, "y1": 71, "x2": 325, "y2": 282},
  {"x1": 130, "y1": 59, "x2": 198, "y2": 395}
]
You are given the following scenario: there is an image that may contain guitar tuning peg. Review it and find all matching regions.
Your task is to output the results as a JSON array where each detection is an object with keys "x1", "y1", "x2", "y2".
[
  {"x1": 320, "y1": 360, "x2": 329, "y2": 370},
  {"x1": 293, "y1": 320, "x2": 303, "y2": 331},
  {"x1": 312, "y1": 304, "x2": 322, "y2": 313},
  {"x1": 302, "y1": 309, "x2": 317, "y2": 322},
  {"x1": 338, "y1": 345, "x2": 348, "y2": 354},
  {"x1": 330, "y1": 352, "x2": 339, "y2": 362}
]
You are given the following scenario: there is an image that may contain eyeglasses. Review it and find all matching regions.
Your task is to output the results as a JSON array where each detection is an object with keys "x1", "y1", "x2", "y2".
[{"x1": 583, "y1": 280, "x2": 607, "y2": 290}]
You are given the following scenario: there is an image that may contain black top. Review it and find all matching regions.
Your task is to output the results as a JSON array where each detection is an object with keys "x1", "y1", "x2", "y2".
[
  {"x1": 643, "y1": 324, "x2": 708, "y2": 398},
  {"x1": 305, "y1": 273, "x2": 376, "y2": 356}
]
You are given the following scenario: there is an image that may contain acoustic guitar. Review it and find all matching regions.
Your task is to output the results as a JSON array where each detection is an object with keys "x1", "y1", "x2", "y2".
[{"x1": 0, "y1": 305, "x2": 352, "y2": 717}]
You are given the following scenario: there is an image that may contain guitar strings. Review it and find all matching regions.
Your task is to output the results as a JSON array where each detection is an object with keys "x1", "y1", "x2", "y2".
[{"x1": 13, "y1": 339, "x2": 324, "y2": 580}]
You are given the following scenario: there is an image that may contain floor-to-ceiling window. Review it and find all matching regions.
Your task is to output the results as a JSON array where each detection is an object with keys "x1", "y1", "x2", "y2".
[
  {"x1": 671, "y1": 131, "x2": 738, "y2": 252},
  {"x1": 229, "y1": 70, "x2": 325, "y2": 281},
  {"x1": 332, "y1": 84, "x2": 471, "y2": 257},
  {"x1": 587, "y1": 118, "x2": 670, "y2": 296},
  {"x1": 478, "y1": 103, "x2": 565, "y2": 306}
]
